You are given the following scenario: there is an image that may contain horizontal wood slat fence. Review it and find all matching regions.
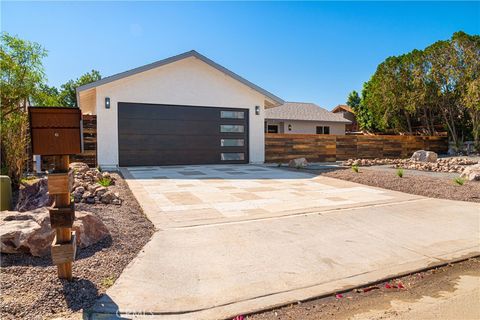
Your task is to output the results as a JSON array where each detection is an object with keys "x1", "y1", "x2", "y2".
[
  {"x1": 265, "y1": 133, "x2": 448, "y2": 163},
  {"x1": 42, "y1": 115, "x2": 97, "y2": 170}
]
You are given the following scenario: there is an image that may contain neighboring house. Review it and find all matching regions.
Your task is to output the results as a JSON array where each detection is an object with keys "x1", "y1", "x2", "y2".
[
  {"x1": 332, "y1": 104, "x2": 358, "y2": 132},
  {"x1": 77, "y1": 50, "x2": 283, "y2": 168},
  {"x1": 265, "y1": 102, "x2": 351, "y2": 135}
]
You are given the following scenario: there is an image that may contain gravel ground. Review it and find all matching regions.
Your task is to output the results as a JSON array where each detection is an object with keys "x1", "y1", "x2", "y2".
[
  {"x1": 248, "y1": 257, "x2": 480, "y2": 320},
  {"x1": 0, "y1": 173, "x2": 155, "y2": 320},
  {"x1": 320, "y1": 168, "x2": 480, "y2": 203}
]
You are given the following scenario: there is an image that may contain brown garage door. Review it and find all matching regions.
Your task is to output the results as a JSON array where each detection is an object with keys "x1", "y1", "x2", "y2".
[{"x1": 118, "y1": 103, "x2": 249, "y2": 166}]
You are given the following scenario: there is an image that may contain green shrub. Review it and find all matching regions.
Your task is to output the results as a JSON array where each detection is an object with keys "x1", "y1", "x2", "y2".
[
  {"x1": 453, "y1": 177, "x2": 465, "y2": 186},
  {"x1": 396, "y1": 168, "x2": 404, "y2": 178},
  {"x1": 101, "y1": 276, "x2": 115, "y2": 288},
  {"x1": 352, "y1": 165, "x2": 359, "y2": 173},
  {"x1": 98, "y1": 177, "x2": 112, "y2": 187}
]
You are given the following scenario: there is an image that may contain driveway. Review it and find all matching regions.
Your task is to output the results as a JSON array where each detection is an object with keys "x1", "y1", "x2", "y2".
[{"x1": 89, "y1": 165, "x2": 480, "y2": 319}]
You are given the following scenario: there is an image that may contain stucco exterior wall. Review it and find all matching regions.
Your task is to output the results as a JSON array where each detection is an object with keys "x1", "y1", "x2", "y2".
[
  {"x1": 92, "y1": 56, "x2": 268, "y2": 167},
  {"x1": 266, "y1": 120, "x2": 346, "y2": 135}
]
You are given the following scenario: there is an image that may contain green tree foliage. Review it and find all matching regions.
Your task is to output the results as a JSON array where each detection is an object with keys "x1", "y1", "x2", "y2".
[
  {"x1": 0, "y1": 32, "x2": 47, "y2": 184},
  {"x1": 353, "y1": 31, "x2": 480, "y2": 150},
  {"x1": 346, "y1": 90, "x2": 361, "y2": 110},
  {"x1": 1, "y1": 32, "x2": 47, "y2": 120},
  {"x1": 32, "y1": 70, "x2": 101, "y2": 107},
  {"x1": 57, "y1": 70, "x2": 101, "y2": 107}
]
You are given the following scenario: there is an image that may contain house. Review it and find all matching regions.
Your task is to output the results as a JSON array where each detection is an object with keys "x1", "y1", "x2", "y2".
[
  {"x1": 265, "y1": 102, "x2": 351, "y2": 135},
  {"x1": 332, "y1": 104, "x2": 358, "y2": 132},
  {"x1": 77, "y1": 50, "x2": 284, "y2": 168}
]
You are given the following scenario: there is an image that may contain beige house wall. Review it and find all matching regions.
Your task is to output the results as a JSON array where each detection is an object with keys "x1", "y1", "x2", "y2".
[
  {"x1": 266, "y1": 119, "x2": 346, "y2": 135},
  {"x1": 83, "y1": 56, "x2": 272, "y2": 168}
]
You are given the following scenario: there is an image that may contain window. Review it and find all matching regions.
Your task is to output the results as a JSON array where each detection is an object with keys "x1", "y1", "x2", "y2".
[
  {"x1": 221, "y1": 111, "x2": 244, "y2": 119},
  {"x1": 221, "y1": 139, "x2": 244, "y2": 147},
  {"x1": 221, "y1": 153, "x2": 245, "y2": 161},
  {"x1": 316, "y1": 126, "x2": 330, "y2": 134},
  {"x1": 267, "y1": 125, "x2": 279, "y2": 133},
  {"x1": 220, "y1": 125, "x2": 244, "y2": 133}
]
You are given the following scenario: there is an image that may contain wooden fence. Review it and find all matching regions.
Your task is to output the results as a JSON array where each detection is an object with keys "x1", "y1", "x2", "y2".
[
  {"x1": 265, "y1": 133, "x2": 448, "y2": 163},
  {"x1": 41, "y1": 115, "x2": 97, "y2": 170}
]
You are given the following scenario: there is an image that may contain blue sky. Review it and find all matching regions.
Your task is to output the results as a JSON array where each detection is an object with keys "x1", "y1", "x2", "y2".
[{"x1": 2, "y1": 1, "x2": 479, "y2": 109}]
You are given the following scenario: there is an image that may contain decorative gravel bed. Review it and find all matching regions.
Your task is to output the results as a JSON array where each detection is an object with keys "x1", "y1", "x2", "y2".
[
  {"x1": 322, "y1": 168, "x2": 480, "y2": 203},
  {"x1": 0, "y1": 173, "x2": 155, "y2": 320}
]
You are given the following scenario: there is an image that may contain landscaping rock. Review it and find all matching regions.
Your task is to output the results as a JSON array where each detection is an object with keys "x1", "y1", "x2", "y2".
[
  {"x1": 69, "y1": 162, "x2": 120, "y2": 205},
  {"x1": 69, "y1": 162, "x2": 90, "y2": 174},
  {"x1": 411, "y1": 150, "x2": 438, "y2": 162},
  {"x1": 343, "y1": 157, "x2": 478, "y2": 175},
  {"x1": 289, "y1": 158, "x2": 309, "y2": 168},
  {"x1": 461, "y1": 164, "x2": 480, "y2": 181},
  {"x1": 0, "y1": 207, "x2": 110, "y2": 256},
  {"x1": 100, "y1": 191, "x2": 119, "y2": 204},
  {"x1": 15, "y1": 178, "x2": 53, "y2": 212}
]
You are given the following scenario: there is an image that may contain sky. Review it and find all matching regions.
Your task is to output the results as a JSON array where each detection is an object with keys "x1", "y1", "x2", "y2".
[{"x1": 2, "y1": 1, "x2": 479, "y2": 109}]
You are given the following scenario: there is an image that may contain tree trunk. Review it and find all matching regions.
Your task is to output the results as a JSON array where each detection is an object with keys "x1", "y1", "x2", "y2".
[{"x1": 404, "y1": 110, "x2": 413, "y2": 135}]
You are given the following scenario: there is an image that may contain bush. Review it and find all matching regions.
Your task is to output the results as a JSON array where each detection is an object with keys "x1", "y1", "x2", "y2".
[
  {"x1": 453, "y1": 177, "x2": 465, "y2": 186},
  {"x1": 0, "y1": 113, "x2": 29, "y2": 185},
  {"x1": 396, "y1": 168, "x2": 404, "y2": 178},
  {"x1": 352, "y1": 165, "x2": 359, "y2": 173},
  {"x1": 98, "y1": 177, "x2": 112, "y2": 187}
]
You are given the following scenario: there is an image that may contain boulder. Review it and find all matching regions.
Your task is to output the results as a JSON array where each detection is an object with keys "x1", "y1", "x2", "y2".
[
  {"x1": 95, "y1": 186, "x2": 107, "y2": 197},
  {"x1": 69, "y1": 162, "x2": 90, "y2": 174},
  {"x1": 15, "y1": 178, "x2": 53, "y2": 212},
  {"x1": 288, "y1": 158, "x2": 309, "y2": 168},
  {"x1": 461, "y1": 164, "x2": 480, "y2": 181},
  {"x1": 100, "y1": 191, "x2": 118, "y2": 204},
  {"x1": 411, "y1": 150, "x2": 438, "y2": 163},
  {"x1": 0, "y1": 208, "x2": 109, "y2": 256}
]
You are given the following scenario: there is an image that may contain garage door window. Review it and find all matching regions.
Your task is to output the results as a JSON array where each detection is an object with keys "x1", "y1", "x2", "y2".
[
  {"x1": 221, "y1": 139, "x2": 244, "y2": 147},
  {"x1": 220, "y1": 124, "x2": 244, "y2": 133},
  {"x1": 221, "y1": 153, "x2": 245, "y2": 161},
  {"x1": 221, "y1": 111, "x2": 244, "y2": 119}
]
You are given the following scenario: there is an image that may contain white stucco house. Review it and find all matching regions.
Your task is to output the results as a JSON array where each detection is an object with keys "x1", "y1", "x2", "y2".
[
  {"x1": 77, "y1": 50, "x2": 284, "y2": 168},
  {"x1": 265, "y1": 102, "x2": 351, "y2": 135}
]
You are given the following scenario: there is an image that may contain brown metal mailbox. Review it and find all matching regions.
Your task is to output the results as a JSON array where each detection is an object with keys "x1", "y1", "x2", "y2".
[{"x1": 29, "y1": 107, "x2": 82, "y2": 155}]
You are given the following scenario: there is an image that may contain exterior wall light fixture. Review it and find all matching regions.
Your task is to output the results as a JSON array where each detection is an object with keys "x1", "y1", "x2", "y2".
[
  {"x1": 288, "y1": 124, "x2": 292, "y2": 131},
  {"x1": 105, "y1": 97, "x2": 110, "y2": 109},
  {"x1": 255, "y1": 105, "x2": 260, "y2": 115}
]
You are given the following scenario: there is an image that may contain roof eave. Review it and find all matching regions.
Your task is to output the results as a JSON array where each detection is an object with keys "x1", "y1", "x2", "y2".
[{"x1": 76, "y1": 50, "x2": 284, "y2": 105}]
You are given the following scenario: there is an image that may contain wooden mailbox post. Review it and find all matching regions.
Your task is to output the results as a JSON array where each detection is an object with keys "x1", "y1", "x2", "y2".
[{"x1": 29, "y1": 107, "x2": 82, "y2": 280}]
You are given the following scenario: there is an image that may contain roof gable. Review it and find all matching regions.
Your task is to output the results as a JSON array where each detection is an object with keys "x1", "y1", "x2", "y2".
[
  {"x1": 332, "y1": 104, "x2": 353, "y2": 113},
  {"x1": 76, "y1": 50, "x2": 283, "y2": 104},
  {"x1": 266, "y1": 102, "x2": 351, "y2": 123}
]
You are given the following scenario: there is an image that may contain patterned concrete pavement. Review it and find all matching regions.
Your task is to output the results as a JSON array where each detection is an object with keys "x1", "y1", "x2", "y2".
[
  {"x1": 121, "y1": 164, "x2": 418, "y2": 228},
  {"x1": 88, "y1": 165, "x2": 480, "y2": 320}
]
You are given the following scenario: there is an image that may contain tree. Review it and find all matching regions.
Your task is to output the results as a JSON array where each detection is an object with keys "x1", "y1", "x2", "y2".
[
  {"x1": 0, "y1": 32, "x2": 47, "y2": 184},
  {"x1": 58, "y1": 70, "x2": 101, "y2": 107},
  {"x1": 350, "y1": 31, "x2": 479, "y2": 150},
  {"x1": 451, "y1": 31, "x2": 480, "y2": 150},
  {"x1": 0, "y1": 32, "x2": 47, "y2": 120},
  {"x1": 356, "y1": 81, "x2": 382, "y2": 133},
  {"x1": 32, "y1": 84, "x2": 60, "y2": 106},
  {"x1": 346, "y1": 90, "x2": 361, "y2": 110}
]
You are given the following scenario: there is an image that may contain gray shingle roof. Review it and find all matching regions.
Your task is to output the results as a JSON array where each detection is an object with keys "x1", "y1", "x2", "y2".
[{"x1": 266, "y1": 102, "x2": 351, "y2": 123}]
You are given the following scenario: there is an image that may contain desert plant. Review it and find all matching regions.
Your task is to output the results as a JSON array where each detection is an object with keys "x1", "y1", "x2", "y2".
[
  {"x1": 453, "y1": 177, "x2": 465, "y2": 186},
  {"x1": 1, "y1": 112, "x2": 30, "y2": 185},
  {"x1": 101, "y1": 276, "x2": 115, "y2": 288},
  {"x1": 396, "y1": 168, "x2": 404, "y2": 178},
  {"x1": 98, "y1": 177, "x2": 112, "y2": 187},
  {"x1": 352, "y1": 165, "x2": 359, "y2": 173}
]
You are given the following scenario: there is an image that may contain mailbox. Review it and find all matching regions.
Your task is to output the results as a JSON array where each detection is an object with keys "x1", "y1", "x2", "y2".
[{"x1": 28, "y1": 107, "x2": 82, "y2": 155}]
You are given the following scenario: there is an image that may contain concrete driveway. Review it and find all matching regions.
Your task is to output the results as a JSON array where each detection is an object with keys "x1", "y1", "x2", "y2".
[{"x1": 89, "y1": 165, "x2": 480, "y2": 319}]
